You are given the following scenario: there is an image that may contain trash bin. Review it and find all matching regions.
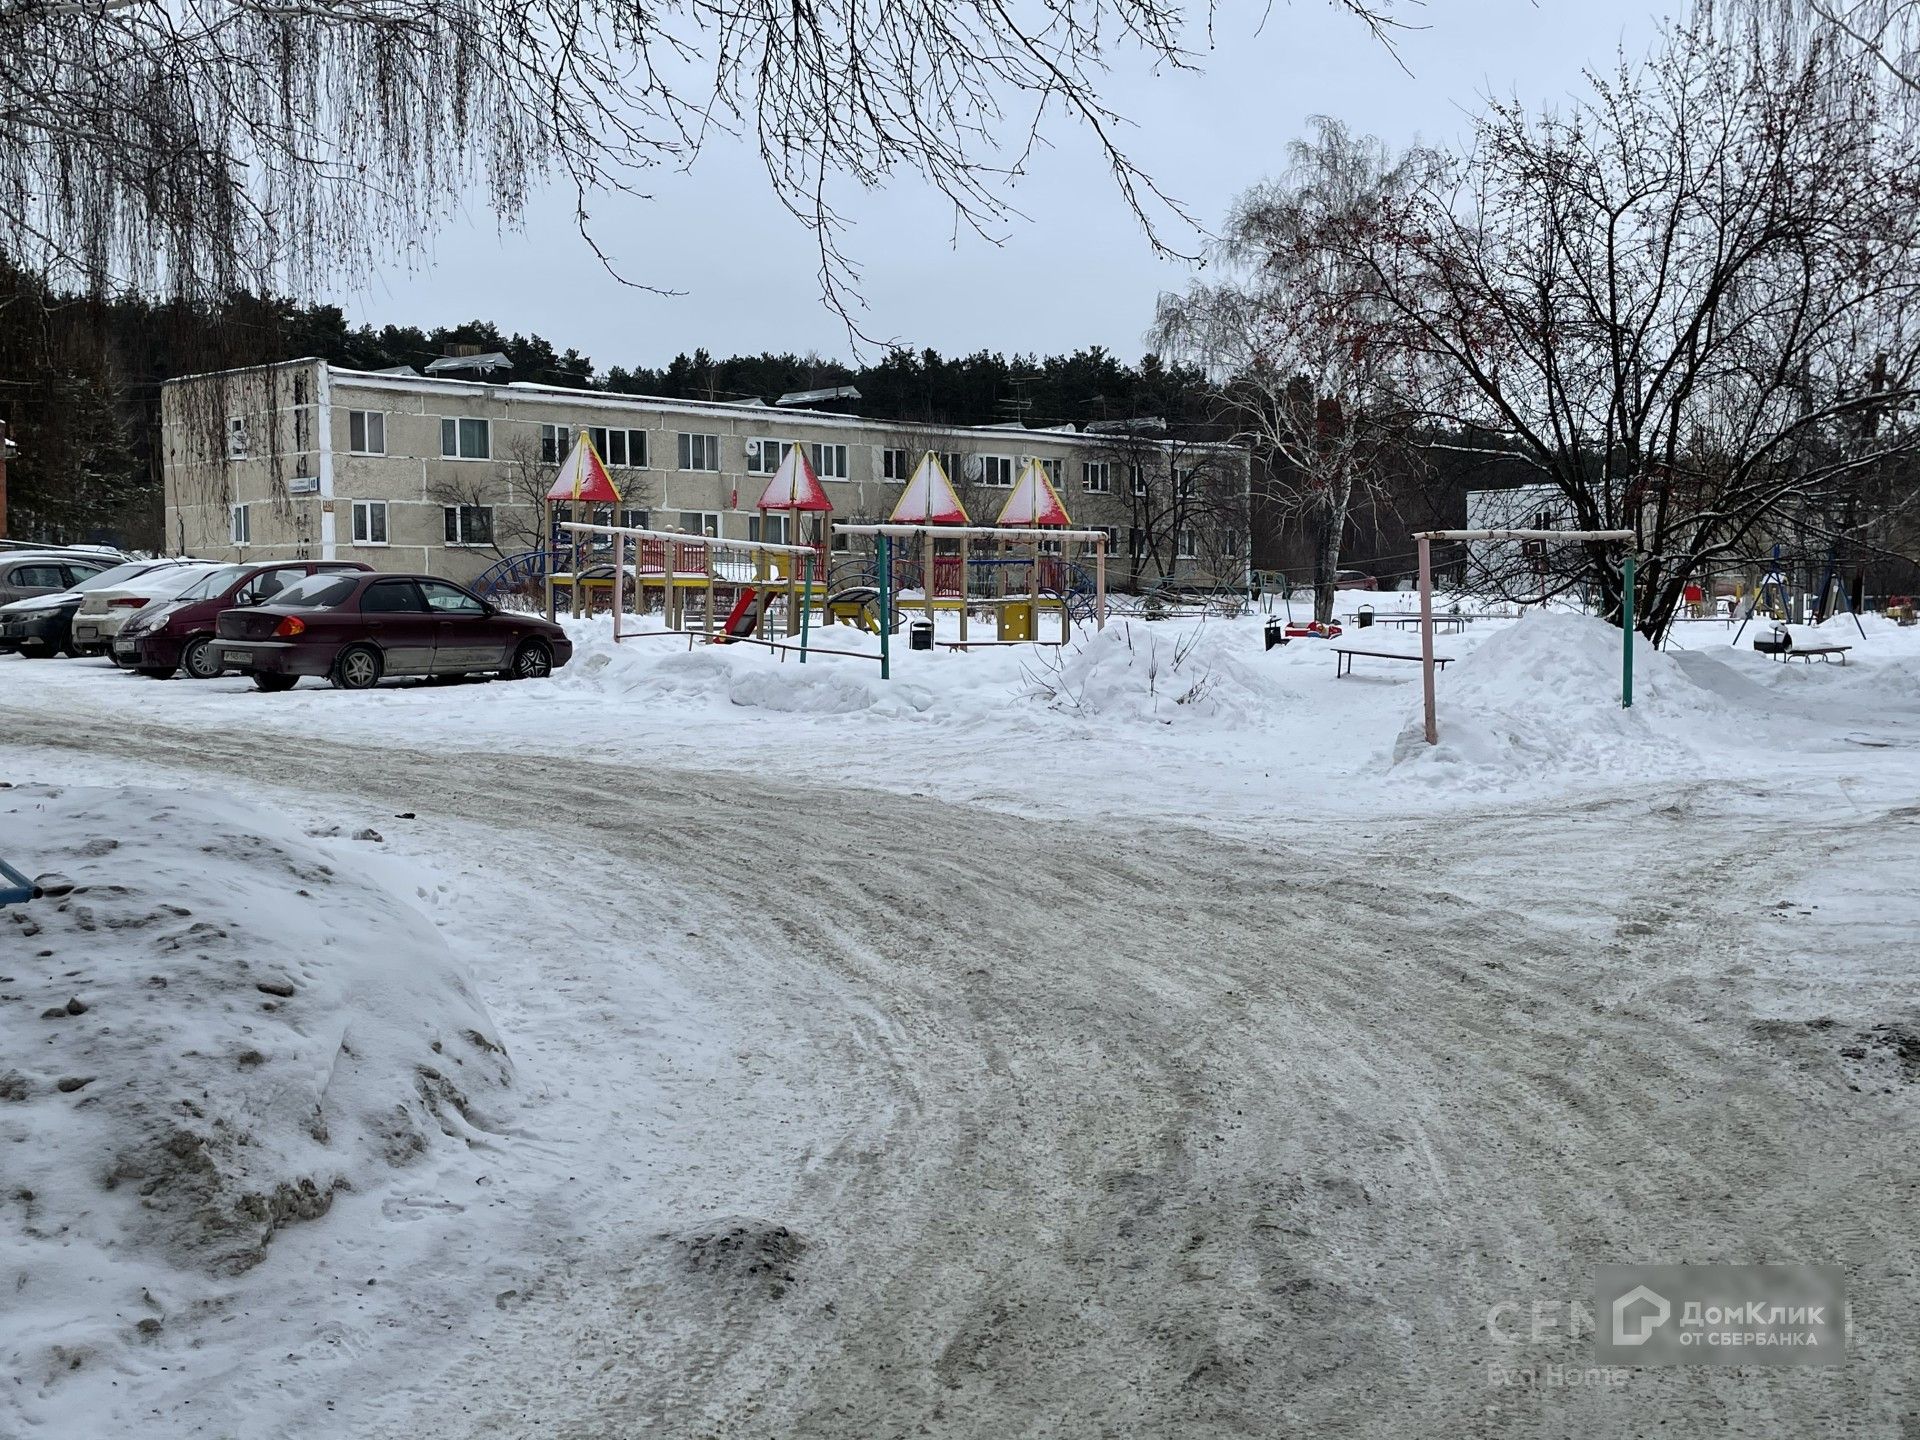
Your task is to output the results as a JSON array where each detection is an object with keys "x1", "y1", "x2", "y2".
[
  {"x1": 1357, "y1": 604, "x2": 1375, "y2": 629},
  {"x1": 909, "y1": 618, "x2": 935, "y2": 651},
  {"x1": 1264, "y1": 617, "x2": 1286, "y2": 651}
]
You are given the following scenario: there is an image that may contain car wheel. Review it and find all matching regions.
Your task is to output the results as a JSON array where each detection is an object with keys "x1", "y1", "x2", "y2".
[
  {"x1": 105, "y1": 648, "x2": 128, "y2": 668},
  {"x1": 134, "y1": 667, "x2": 177, "y2": 680},
  {"x1": 180, "y1": 636, "x2": 223, "y2": 680},
  {"x1": 507, "y1": 639, "x2": 553, "y2": 680},
  {"x1": 253, "y1": 673, "x2": 299, "y2": 692},
  {"x1": 331, "y1": 644, "x2": 383, "y2": 691}
]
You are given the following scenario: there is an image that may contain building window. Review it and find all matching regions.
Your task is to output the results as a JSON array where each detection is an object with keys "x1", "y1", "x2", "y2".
[
  {"x1": 589, "y1": 427, "x2": 648, "y2": 468},
  {"x1": 1128, "y1": 527, "x2": 1146, "y2": 560},
  {"x1": 811, "y1": 443, "x2": 849, "y2": 480},
  {"x1": 746, "y1": 438, "x2": 791, "y2": 475},
  {"x1": 936, "y1": 452, "x2": 964, "y2": 483},
  {"x1": 1095, "y1": 525, "x2": 1120, "y2": 552},
  {"x1": 748, "y1": 513, "x2": 790, "y2": 544},
  {"x1": 974, "y1": 454, "x2": 1014, "y2": 487},
  {"x1": 882, "y1": 448, "x2": 912, "y2": 481},
  {"x1": 352, "y1": 500, "x2": 389, "y2": 545},
  {"x1": 230, "y1": 503, "x2": 251, "y2": 546},
  {"x1": 677, "y1": 432, "x2": 721, "y2": 471},
  {"x1": 1083, "y1": 461, "x2": 1112, "y2": 493},
  {"x1": 677, "y1": 511, "x2": 720, "y2": 538},
  {"x1": 1023, "y1": 456, "x2": 1062, "y2": 485},
  {"x1": 440, "y1": 416, "x2": 490, "y2": 460},
  {"x1": 1177, "y1": 467, "x2": 1197, "y2": 498},
  {"x1": 1177, "y1": 529, "x2": 1196, "y2": 559},
  {"x1": 540, "y1": 424, "x2": 567, "y2": 464},
  {"x1": 619, "y1": 507, "x2": 649, "y2": 530},
  {"x1": 443, "y1": 505, "x2": 494, "y2": 545},
  {"x1": 1130, "y1": 465, "x2": 1148, "y2": 497},
  {"x1": 348, "y1": 410, "x2": 385, "y2": 456},
  {"x1": 227, "y1": 416, "x2": 249, "y2": 460}
]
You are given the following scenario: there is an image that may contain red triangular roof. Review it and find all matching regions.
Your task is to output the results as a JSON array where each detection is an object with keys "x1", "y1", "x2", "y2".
[
  {"x1": 996, "y1": 460, "x2": 1071, "y2": 527},
  {"x1": 757, "y1": 446, "x2": 832, "y2": 511},
  {"x1": 545, "y1": 431, "x2": 621, "y2": 504},
  {"x1": 889, "y1": 452, "x2": 970, "y2": 525}
]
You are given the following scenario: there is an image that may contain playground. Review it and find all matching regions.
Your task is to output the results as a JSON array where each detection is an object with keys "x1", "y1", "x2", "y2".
[{"x1": 3, "y1": 450, "x2": 1919, "y2": 1439}]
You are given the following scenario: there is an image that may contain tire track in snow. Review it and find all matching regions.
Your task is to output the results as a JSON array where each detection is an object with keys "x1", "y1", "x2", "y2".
[{"x1": 3, "y1": 708, "x2": 1914, "y2": 1438}]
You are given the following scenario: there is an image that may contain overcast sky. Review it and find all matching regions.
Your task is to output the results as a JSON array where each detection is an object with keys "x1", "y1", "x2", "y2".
[{"x1": 332, "y1": 1, "x2": 1675, "y2": 372}]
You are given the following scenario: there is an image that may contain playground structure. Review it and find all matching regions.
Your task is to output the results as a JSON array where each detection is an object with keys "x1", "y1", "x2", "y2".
[
  {"x1": 1414, "y1": 527, "x2": 1636, "y2": 745},
  {"x1": 540, "y1": 445, "x2": 1110, "y2": 672}
]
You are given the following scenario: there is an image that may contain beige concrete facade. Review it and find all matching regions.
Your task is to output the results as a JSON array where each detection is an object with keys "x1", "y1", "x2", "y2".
[{"x1": 162, "y1": 359, "x2": 1250, "y2": 589}]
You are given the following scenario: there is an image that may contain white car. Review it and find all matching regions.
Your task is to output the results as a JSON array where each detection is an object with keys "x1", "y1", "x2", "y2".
[{"x1": 71, "y1": 563, "x2": 226, "y2": 658}]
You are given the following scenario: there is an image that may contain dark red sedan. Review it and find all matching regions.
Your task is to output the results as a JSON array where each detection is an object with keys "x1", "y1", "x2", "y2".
[
  {"x1": 215, "y1": 572, "x2": 572, "y2": 691},
  {"x1": 114, "y1": 560, "x2": 371, "y2": 678}
]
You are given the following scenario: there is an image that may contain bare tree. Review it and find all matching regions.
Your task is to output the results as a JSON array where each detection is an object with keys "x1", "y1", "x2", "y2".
[
  {"x1": 0, "y1": 0, "x2": 1401, "y2": 324},
  {"x1": 1153, "y1": 118, "x2": 1427, "y2": 622},
  {"x1": 1290, "y1": 21, "x2": 1920, "y2": 638}
]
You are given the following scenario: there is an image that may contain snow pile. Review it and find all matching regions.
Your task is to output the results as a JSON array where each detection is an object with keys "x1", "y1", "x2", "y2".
[
  {"x1": 555, "y1": 628, "x2": 936, "y2": 716},
  {"x1": 1030, "y1": 620, "x2": 1287, "y2": 728},
  {"x1": 1392, "y1": 610, "x2": 1735, "y2": 782},
  {"x1": 0, "y1": 785, "x2": 510, "y2": 1395}
]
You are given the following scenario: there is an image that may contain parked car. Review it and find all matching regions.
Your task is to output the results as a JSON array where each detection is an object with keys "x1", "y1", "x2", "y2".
[
  {"x1": 215, "y1": 572, "x2": 573, "y2": 691},
  {"x1": 1334, "y1": 569, "x2": 1379, "y2": 591},
  {"x1": 70, "y1": 563, "x2": 226, "y2": 658},
  {"x1": 0, "y1": 551, "x2": 118, "y2": 607},
  {"x1": 114, "y1": 560, "x2": 373, "y2": 678},
  {"x1": 0, "y1": 558, "x2": 203, "y2": 658}
]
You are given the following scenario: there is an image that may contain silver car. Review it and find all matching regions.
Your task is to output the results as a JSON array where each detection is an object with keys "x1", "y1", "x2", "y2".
[{"x1": 0, "y1": 551, "x2": 118, "y2": 606}]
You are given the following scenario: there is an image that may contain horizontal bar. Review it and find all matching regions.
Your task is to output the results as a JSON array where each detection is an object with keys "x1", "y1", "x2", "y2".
[
  {"x1": 557, "y1": 521, "x2": 818, "y2": 557},
  {"x1": 833, "y1": 523, "x2": 1111, "y2": 543}
]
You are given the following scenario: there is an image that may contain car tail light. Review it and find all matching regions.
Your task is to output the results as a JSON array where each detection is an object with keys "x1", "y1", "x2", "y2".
[
  {"x1": 110, "y1": 597, "x2": 147, "y2": 609},
  {"x1": 273, "y1": 616, "x2": 306, "y2": 637}
]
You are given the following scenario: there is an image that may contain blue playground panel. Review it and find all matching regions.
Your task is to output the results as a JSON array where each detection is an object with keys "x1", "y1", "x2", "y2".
[{"x1": 0, "y1": 858, "x2": 36, "y2": 906}]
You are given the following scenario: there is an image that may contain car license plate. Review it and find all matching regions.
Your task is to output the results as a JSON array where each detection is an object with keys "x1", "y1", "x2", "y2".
[
  {"x1": 113, "y1": 640, "x2": 136, "y2": 655},
  {"x1": 74, "y1": 623, "x2": 98, "y2": 640},
  {"x1": 222, "y1": 649, "x2": 252, "y2": 666}
]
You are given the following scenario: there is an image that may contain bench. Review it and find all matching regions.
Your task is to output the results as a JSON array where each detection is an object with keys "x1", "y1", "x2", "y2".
[
  {"x1": 1374, "y1": 614, "x2": 1469, "y2": 633},
  {"x1": 1779, "y1": 644, "x2": 1851, "y2": 665},
  {"x1": 1334, "y1": 647, "x2": 1454, "y2": 678}
]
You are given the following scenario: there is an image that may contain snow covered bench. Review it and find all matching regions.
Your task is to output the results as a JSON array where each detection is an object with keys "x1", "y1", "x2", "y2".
[{"x1": 1333, "y1": 647, "x2": 1454, "y2": 678}]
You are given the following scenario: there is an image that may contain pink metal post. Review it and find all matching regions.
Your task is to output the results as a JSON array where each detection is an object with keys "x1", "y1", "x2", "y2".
[{"x1": 1418, "y1": 534, "x2": 1437, "y2": 745}]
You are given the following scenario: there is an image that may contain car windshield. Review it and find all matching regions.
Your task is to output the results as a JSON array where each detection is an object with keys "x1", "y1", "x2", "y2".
[
  {"x1": 274, "y1": 574, "x2": 361, "y2": 608},
  {"x1": 130, "y1": 565, "x2": 225, "y2": 599},
  {"x1": 176, "y1": 564, "x2": 253, "y2": 601},
  {"x1": 71, "y1": 562, "x2": 158, "y2": 592}
]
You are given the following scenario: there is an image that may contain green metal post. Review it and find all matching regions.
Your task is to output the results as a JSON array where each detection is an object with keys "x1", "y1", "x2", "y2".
[
  {"x1": 877, "y1": 535, "x2": 892, "y2": 681},
  {"x1": 1621, "y1": 551, "x2": 1636, "y2": 709},
  {"x1": 799, "y1": 553, "x2": 814, "y2": 664}
]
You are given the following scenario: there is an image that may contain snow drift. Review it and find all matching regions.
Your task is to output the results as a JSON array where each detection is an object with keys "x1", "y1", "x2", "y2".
[
  {"x1": 1391, "y1": 610, "x2": 1736, "y2": 782},
  {"x1": 0, "y1": 785, "x2": 510, "y2": 1390}
]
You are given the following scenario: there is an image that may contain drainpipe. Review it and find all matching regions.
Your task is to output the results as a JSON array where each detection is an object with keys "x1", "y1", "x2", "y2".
[{"x1": 316, "y1": 361, "x2": 337, "y2": 560}]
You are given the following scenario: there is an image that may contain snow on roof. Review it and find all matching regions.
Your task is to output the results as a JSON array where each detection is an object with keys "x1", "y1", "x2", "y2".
[
  {"x1": 756, "y1": 446, "x2": 832, "y2": 511},
  {"x1": 888, "y1": 452, "x2": 970, "y2": 525},
  {"x1": 996, "y1": 460, "x2": 1072, "y2": 527}
]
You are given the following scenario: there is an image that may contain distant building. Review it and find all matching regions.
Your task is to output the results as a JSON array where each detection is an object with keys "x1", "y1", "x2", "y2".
[
  {"x1": 1464, "y1": 484, "x2": 1583, "y2": 600},
  {"x1": 161, "y1": 359, "x2": 1250, "y2": 590}
]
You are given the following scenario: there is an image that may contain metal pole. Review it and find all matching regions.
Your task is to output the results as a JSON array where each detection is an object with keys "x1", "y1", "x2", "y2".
[
  {"x1": 878, "y1": 534, "x2": 892, "y2": 680},
  {"x1": 1418, "y1": 535, "x2": 1437, "y2": 745},
  {"x1": 1622, "y1": 550, "x2": 1636, "y2": 709},
  {"x1": 800, "y1": 553, "x2": 814, "y2": 664},
  {"x1": 612, "y1": 530, "x2": 625, "y2": 643}
]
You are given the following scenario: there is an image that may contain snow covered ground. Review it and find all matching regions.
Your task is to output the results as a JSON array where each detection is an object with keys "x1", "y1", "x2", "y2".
[{"x1": 1, "y1": 601, "x2": 1916, "y2": 1437}]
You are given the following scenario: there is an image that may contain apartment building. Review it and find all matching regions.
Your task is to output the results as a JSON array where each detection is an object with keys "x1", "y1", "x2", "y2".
[{"x1": 161, "y1": 358, "x2": 1250, "y2": 589}]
